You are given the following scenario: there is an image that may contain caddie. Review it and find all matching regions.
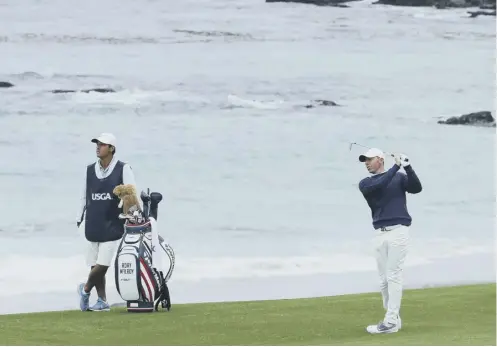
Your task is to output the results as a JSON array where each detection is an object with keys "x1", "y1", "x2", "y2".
[{"x1": 76, "y1": 132, "x2": 139, "y2": 312}]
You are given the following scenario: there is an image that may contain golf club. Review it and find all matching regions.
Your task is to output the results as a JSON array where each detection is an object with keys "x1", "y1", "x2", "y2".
[{"x1": 349, "y1": 142, "x2": 395, "y2": 158}]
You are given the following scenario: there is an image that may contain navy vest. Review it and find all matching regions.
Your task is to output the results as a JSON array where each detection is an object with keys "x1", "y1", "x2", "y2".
[{"x1": 84, "y1": 160, "x2": 125, "y2": 242}]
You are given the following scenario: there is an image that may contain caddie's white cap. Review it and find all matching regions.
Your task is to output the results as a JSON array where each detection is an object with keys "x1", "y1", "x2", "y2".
[
  {"x1": 359, "y1": 148, "x2": 385, "y2": 162},
  {"x1": 91, "y1": 133, "x2": 116, "y2": 147}
]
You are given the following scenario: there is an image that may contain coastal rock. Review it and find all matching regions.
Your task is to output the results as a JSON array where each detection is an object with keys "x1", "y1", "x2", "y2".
[
  {"x1": 437, "y1": 111, "x2": 495, "y2": 127},
  {"x1": 266, "y1": 0, "x2": 357, "y2": 7},
  {"x1": 467, "y1": 9, "x2": 496, "y2": 16},
  {"x1": 373, "y1": 0, "x2": 494, "y2": 8},
  {"x1": 0, "y1": 81, "x2": 14, "y2": 88},
  {"x1": 304, "y1": 99, "x2": 340, "y2": 108},
  {"x1": 267, "y1": 0, "x2": 496, "y2": 9},
  {"x1": 51, "y1": 88, "x2": 116, "y2": 94}
]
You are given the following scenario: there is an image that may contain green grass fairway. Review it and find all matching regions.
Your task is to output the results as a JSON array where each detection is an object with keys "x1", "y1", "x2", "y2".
[{"x1": 0, "y1": 283, "x2": 495, "y2": 346}]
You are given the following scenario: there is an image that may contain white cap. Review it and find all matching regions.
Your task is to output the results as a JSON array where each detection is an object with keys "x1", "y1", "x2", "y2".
[
  {"x1": 359, "y1": 148, "x2": 385, "y2": 162},
  {"x1": 91, "y1": 133, "x2": 116, "y2": 147}
]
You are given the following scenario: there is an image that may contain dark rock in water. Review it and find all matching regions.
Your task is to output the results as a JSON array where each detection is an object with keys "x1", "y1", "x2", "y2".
[
  {"x1": 304, "y1": 99, "x2": 340, "y2": 108},
  {"x1": 51, "y1": 89, "x2": 78, "y2": 94},
  {"x1": 266, "y1": 0, "x2": 357, "y2": 6},
  {"x1": 315, "y1": 99, "x2": 339, "y2": 106},
  {"x1": 373, "y1": 0, "x2": 432, "y2": 6},
  {"x1": 437, "y1": 111, "x2": 496, "y2": 127},
  {"x1": 467, "y1": 9, "x2": 496, "y2": 16},
  {"x1": 372, "y1": 0, "x2": 487, "y2": 8},
  {"x1": 0, "y1": 81, "x2": 14, "y2": 88},
  {"x1": 82, "y1": 88, "x2": 116, "y2": 93},
  {"x1": 51, "y1": 88, "x2": 116, "y2": 94}
]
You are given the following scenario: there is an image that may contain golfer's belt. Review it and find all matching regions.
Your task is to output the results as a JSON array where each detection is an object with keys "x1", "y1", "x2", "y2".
[{"x1": 377, "y1": 224, "x2": 402, "y2": 232}]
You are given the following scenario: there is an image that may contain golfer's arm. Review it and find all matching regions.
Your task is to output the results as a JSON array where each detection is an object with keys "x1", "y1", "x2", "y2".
[
  {"x1": 359, "y1": 165, "x2": 400, "y2": 195},
  {"x1": 403, "y1": 166, "x2": 422, "y2": 194},
  {"x1": 123, "y1": 164, "x2": 143, "y2": 209}
]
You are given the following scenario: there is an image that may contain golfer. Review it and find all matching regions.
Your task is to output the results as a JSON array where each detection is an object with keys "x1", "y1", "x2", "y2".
[
  {"x1": 357, "y1": 148, "x2": 422, "y2": 334},
  {"x1": 76, "y1": 132, "x2": 139, "y2": 312}
]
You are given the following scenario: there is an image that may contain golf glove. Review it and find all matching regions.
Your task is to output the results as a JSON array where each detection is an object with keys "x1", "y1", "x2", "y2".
[
  {"x1": 393, "y1": 154, "x2": 402, "y2": 166},
  {"x1": 400, "y1": 154, "x2": 410, "y2": 167}
]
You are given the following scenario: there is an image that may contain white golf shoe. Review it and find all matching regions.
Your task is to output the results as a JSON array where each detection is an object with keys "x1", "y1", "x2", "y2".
[{"x1": 366, "y1": 321, "x2": 399, "y2": 334}]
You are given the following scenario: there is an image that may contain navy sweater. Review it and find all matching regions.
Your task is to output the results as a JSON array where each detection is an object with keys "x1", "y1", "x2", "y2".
[{"x1": 359, "y1": 164, "x2": 422, "y2": 229}]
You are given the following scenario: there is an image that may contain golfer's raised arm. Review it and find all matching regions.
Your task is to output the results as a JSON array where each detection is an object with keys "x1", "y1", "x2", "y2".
[{"x1": 403, "y1": 165, "x2": 422, "y2": 194}]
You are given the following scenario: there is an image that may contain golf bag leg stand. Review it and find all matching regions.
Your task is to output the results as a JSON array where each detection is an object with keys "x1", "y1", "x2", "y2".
[{"x1": 154, "y1": 271, "x2": 172, "y2": 311}]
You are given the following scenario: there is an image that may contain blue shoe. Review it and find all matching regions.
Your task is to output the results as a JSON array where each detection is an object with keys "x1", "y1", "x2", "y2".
[
  {"x1": 89, "y1": 297, "x2": 110, "y2": 312},
  {"x1": 78, "y1": 283, "x2": 90, "y2": 311}
]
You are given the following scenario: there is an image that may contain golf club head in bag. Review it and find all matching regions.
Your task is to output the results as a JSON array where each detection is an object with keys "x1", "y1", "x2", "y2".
[
  {"x1": 140, "y1": 189, "x2": 162, "y2": 221},
  {"x1": 115, "y1": 188, "x2": 175, "y2": 313}
]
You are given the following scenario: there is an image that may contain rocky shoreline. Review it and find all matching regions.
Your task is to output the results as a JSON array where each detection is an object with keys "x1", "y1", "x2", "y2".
[
  {"x1": 1, "y1": 81, "x2": 493, "y2": 128},
  {"x1": 0, "y1": 81, "x2": 116, "y2": 94},
  {"x1": 266, "y1": 0, "x2": 496, "y2": 11}
]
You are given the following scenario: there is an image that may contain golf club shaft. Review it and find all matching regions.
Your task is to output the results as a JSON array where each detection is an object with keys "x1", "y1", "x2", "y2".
[{"x1": 349, "y1": 142, "x2": 395, "y2": 157}]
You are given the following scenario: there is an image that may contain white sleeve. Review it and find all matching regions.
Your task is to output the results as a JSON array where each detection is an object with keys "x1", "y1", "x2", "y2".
[
  {"x1": 122, "y1": 163, "x2": 143, "y2": 210},
  {"x1": 77, "y1": 171, "x2": 87, "y2": 224}
]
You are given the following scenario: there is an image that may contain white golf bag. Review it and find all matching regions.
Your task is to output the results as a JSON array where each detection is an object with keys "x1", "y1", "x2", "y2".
[{"x1": 114, "y1": 189, "x2": 175, "y2": 313}]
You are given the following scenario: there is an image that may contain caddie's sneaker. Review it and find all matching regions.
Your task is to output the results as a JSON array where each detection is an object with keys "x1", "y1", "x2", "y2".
[
  {"x1": 366, "y1": 321, "x2": 399, "y2": 334},
  {"x1": 89, "y1": 297, "x2": 110, "y2": 312},
  {"x1": 397, "y1": 315, "x2": 402, "y2": 330},
  {"x1": 78, "y1": 283, "x2": 90, "y2": 311}
]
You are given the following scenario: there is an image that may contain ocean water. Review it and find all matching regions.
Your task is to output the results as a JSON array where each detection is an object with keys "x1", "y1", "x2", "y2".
[{"x1": 0, "y1": 0, "x2": 495, "y2": 314}]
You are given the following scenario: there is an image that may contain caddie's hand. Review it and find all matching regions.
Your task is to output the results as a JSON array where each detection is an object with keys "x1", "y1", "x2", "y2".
[
  {"x1": 400, "y1": 153, "x2": 410, "y2": 167},
  {"x1": 393, "y1": 154, "x2": 402, "y2": 167}
]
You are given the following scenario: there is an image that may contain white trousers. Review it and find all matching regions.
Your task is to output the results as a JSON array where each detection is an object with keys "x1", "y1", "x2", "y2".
[{"x1": 373, "y1": 225, "x2": 409, "y2": 325}]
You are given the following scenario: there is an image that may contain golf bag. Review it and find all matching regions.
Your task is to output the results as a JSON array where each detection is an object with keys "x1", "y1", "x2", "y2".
[{"x1": 114, "y1": 189, "x2": 175, "y2": 312}]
